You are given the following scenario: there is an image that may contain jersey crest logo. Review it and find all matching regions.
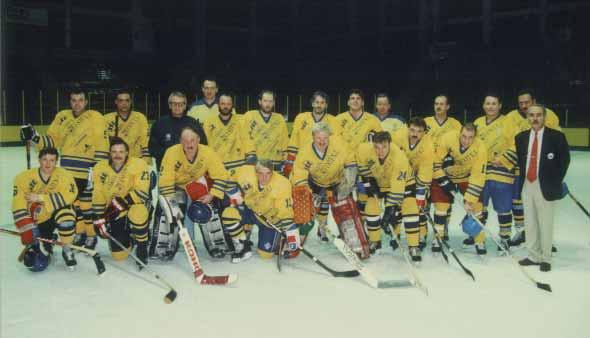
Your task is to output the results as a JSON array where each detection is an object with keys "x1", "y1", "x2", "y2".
[
  {"x1": 301, "y1": 121, "x2": 308, "y2": 130},
  {"x1": 28, "y1": 180, "x2": 37, "y2": 191},
  {"x1": 174, "y1": 161, "x2": 182, "y2": 171},
  {"x1": 100, "y1": 173, "x2": 108, "y2": 184}
]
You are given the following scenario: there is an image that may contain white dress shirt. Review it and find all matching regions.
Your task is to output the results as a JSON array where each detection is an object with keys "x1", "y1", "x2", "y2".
[{"x1": 525, "y1": 127, "x2": 544, "y2": 180}]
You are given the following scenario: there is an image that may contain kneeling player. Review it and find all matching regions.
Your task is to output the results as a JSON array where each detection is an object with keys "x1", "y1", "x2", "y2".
[
  {"x1": 357, "y1": 132, "x2": 422, "y2": 261},
  {"x1": 222, "y1": 160, "x2": 299, "y2": 263},
  {"x1": 431, "y1": 124, "x2": 488, "y2": 255},
  {"x1": 12, "y1": 147, "x2": 78, "y2": 271},
  {"x1": 91, "y1": 137, "x2": 152, "y2": 267}
]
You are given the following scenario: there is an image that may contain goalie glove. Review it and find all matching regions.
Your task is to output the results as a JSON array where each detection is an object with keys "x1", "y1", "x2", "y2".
[
  {"x1": 20, "y1": 124, "x2": 39, "y2": 143},
  {"x1": 185, "y1": 176, "x2": 209, "y2": 201}
]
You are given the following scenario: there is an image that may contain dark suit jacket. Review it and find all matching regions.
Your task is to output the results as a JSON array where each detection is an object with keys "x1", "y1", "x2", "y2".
[{"x1": 515, "y1": 127, "x2": 570, "y2": 201}]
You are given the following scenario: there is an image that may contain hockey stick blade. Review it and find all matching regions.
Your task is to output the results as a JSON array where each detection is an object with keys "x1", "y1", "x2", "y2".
[
  {"x1": 36, "y1": 237, "x2": 106, "y2": 275},
  {"x1": 387, "y1": 225, "x2": 429, "y2": 295},
  {"x1": 300, "y1": 247, "x2": 360, "y2": 277},
  {"x1": 537, "y1": 282, "x2": 552, "y2": 293}
]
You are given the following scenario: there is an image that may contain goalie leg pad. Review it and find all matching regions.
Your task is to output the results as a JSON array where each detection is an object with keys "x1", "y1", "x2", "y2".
[
  {"x1": 197, "y1": 205, "x2": 232, "y2": 258},
  {"x1": 331, "y1": 196, "x2": 370, "y2": 259},
  {"x1": 293, "y1": 185, "x2": 314, "y2": 224},
  {"x1": 148, "y1": 205, "x2": 179, "y2": 261}
]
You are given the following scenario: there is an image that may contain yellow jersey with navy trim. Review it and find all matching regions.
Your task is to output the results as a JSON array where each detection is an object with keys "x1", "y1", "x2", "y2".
[
  {"x1": 291, "y1": 136, "x2": 356, "y2": 188},
  {"x1": 356, "y1": 142, "x2": 413, "y2": 207},
  {"x1": 424, "y1": 116, "x2": 462, "y2": 152},
  {"x1": 12, "y1": 167, "x2": 78, "y2": 224},
  {"x1": 392, "y1": 130, "x2": 434, "y2": 189},
  {"x1": 287, "y1": 112, "x2": 342, "y2": 158},
  {"x1": 336, "y1": 111, "x2": 383, "y2": 151},
  {"x1": 505, "y1": 108, "x2": 560, "y2": 133},
  {"x1": 36, "y1": 109, "x2": 109, "y2": 179},
  {"x1": 202, "y1": 114, "x2": 256, "y2": 175},
  {"x1": 159, "y1": 144, "x2": 230, "y2": 200},
  {"x1": 105, "y1": 111, "x2": 151, "y2": 164},
  {"x1": 473, "y1": 114, "x2": 518, "y2": 184},
  {"x1": 434, "y1": 131, "x2": 488, "y2": 204},
  {"x1": 230, "y1": 166, "x2": 294, "y2": 228},
  {"x1": 243, "y1": 110, "x2": 289, "y2": 168},
  {"x1": 91, "y1": 157, "x2": 151, "y2": 217}
]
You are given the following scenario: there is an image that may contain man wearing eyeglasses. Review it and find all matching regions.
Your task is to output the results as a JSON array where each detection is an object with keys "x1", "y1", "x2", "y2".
[{"x1": 148, "y1": 91, "x2": 208, "y2": 169}]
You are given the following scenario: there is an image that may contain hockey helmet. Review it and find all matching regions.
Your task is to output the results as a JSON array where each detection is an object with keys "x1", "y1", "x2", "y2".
[
  {"x1": 23, "y1": 245, "x2": 49, "y2": 272},
  {"x1": 461, "y1": 214, "x2": 482, "y2": 238},
  {"x1": 187, "y1": 202, "x2": 213, "y2": 224}
]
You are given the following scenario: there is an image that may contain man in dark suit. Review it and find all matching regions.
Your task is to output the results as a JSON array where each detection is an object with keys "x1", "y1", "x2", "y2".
[{"x1": 515, "y1": 104, "x2": 570, "y2": 272}]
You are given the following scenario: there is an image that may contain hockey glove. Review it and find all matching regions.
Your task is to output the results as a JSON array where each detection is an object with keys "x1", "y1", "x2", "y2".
[
  {"x1": 283, "y1": 226, "x2": 301, "y2": 259},
  {"x1": 437, "y1": 176, "x2": 457, "y2": 201},
  {"x1": 442, "y1": 154, "x2": 454, "y2": 170},
  {"x1": 93, "y1": 217, "x2": 110, "y2": 239},
  {"x1": 416, "y1": 186, "x2": 427, "y2": 209},
  {"x1": 282, "y1": 154, "x2": 296, "y2": 177},
  {"x1": 104, "y1": 196, "x2": 133, "y2": 221},
  {"x1": 20, "y1": 124, "x2": 39, "y2": 143},
  {"x1": 360, "y1": 176, "x2": 380, "y2": 198},
  {"x1": 381, "y1": 205, "x2": 400, "y2": 230}
]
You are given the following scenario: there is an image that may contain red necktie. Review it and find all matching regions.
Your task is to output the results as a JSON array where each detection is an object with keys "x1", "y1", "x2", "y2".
[{"x1": 527, "y1": 130, "x2": 538, "y2": 182}]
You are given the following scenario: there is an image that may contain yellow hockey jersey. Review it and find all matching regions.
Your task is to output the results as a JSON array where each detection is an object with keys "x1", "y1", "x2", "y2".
[
  {"x1": 12, "y1": 167, "x2": 78, "y2": 224},
  {"x1": 392, "y1": 130, "x2": 434, "y2": 188},
  {"x1": 36, "y1": 110, "x2": 109, "y2": 179},
  {"x1": 159, "y1": 144, "x2": 230, "y2": 200},
  {"x1": 433, "y1": 131, "x2": 488, "y2": 204},
  {"x1": 291, "y1": 136, "x2": 356, "y2": 188},
  {"x1": 375, "y1": 113, "x2": 407, "y2": 135},
  {"x1": 91, "y1": 157, "x2": 151, "y2": 216},
  {"x1": 424, "y1": 116, "x2": 462, "y2": 152},
  {"x1": 336, "y1": 112, "x2": 383, "y2": 151},
  {"x1": 287, "y1": 112, "x2": 342, "y2": 158},
  {"x1": 473, "y1": 114, "x2": 518, "y2": 184},
  {"x1": 230, "y1": 166, "x2": 294, "y2": 228},
  {"x1": 104, "y1": 111, "x2": 151, "y2": 164},
  {"x1": 202, "y1": 114, "x2": 256, "y2": 175},
  {"x1": 356, "y1": 142, "x2": 413, "y2": 207},
  {"x1": 505, "y1": 108, "x2": 560, "y2": 133},
  {"x1": 187, "y1": 101, "x2": 235, "y2": 123},
  {"x1": 243, "y1": 110, "x2": 289, "y2": 168}
]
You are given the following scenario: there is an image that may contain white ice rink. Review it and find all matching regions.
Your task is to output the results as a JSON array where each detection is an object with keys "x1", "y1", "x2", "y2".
[{"x1": 1, "y1": 146, "x2": 589, "y2": 338}]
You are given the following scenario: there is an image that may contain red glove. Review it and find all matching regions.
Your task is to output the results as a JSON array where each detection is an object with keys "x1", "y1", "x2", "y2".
[
  {"x1": 93, "y1": 218, "x2": 109, "y2": 239},
  {"x1": 185, "y1": 177, "x2": 209, "y2": 201},
  {"x1": 282, "y1": 154, "x2": 296, "y2": 177},
  {"x1": 15, "y1": 216, "x2": 36, "y2": 245}
]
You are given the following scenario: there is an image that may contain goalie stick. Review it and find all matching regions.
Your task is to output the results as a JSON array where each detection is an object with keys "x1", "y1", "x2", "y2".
[
  {"x1": 423, "y1": 212, "x2": 476, "y2": 281},
  {"x1": 159, "y1": 195, "x2": 237, "y2": 285},
  {"x1": 386, "y1": 225, "x2": 429, "y2": 295},
  {"x1": 0, "y1": 228, "x2": 106, "y2": 275},
  {"x1": 325, "y1": 227, "x2": 414, "y2": 289},
  {"x1": 266, "y1": 222, "x2": 359, "y2": 278},
  {"x1": 469, "y1": 214, "x2": 551, "y2": 293}
]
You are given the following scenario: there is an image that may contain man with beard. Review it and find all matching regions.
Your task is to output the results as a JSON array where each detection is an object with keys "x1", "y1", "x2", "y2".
[
  {"x1": 187, "y1": 77, "x2": 235, "y2": 124},
  {"x1": 284, "y1": 91, "x2": 342, "y2": 177},
  {"x1": 202, "y1": 93, "x2": 256, "y2": 177},
  {"x1": 374, "y1": 93, "x2": 407, "y2": 135},
  {"x1": 148, "y1": 91, "x2": 207, "y2": 169},
  {"x1": 104, "y1": 89, "x2": 151, "y2": 164},
  {"x1": 243, "y1": 90, "x2": 289, "y2": 172}
]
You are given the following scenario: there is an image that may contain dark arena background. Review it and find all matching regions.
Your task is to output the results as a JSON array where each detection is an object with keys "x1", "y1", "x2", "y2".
[{"x1": 1, "y1": 1, "x2": 589, "y2": 338}]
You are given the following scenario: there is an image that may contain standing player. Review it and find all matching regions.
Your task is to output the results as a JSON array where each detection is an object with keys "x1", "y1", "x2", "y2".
[
  {"x1": 187, "y1": 77, "x2": 235, "y2": 123},
  {"x1": 243, "y1": 90, "x2": 289, "y2": 172},
  {"x1": 391, "y1": 117, "x2": 434, "y2": 250},
  {"x1": 424, "y1": 94, "x2": 462, "y2": 240},
  {"x1": 356, "y1": 132, "x2": 422, "y2": 261},
  {"x1": 291, "y1": 122, "x2": 356, "y2": 244},
  {"x1": 336, "y1": 89, "x2": 383, "y2": 151},
  {"x1": 505, "y1": 89, "x2": 561, "y2": 246},
  {"x1": 12, "y1": 148, "x2": 79, "y2": 270},
  {"x1": 284, "y1": 91, "x2": 341, "y2": 177},
  {"x1": 20, "y1": 89, "x2": 109, "y2": 250},
  {"x1": 473, "y1": 94, "x2": 519, "y2": 253},
  {"x1": 374, "y1": 93, "x2": 407, "y2": 135},
  {"x1": 202, "y1": 93, "x2": 256, "y2": 177},
  {"x1": 431, "y1": 124, "x2": 488, "y2": 254},
  {"x1": 91, "y1": 137, "x2": 151, "y2": 267},
  {"x1": 222, "y1": 160, "x2": 298, "y2": 262},
  {"x1": 104, "y1": 89, "x2": 151, "y2": 164}
]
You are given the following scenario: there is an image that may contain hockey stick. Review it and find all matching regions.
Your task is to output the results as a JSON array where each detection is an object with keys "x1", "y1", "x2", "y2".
[
  {"x1": 0, "y1": 228, "x2": 106, "y2": 275},
  {"x1": 158, "y1": 196, "x2": 237, "y2": 285},
  {"x1": 469, "y1": 214, "x2": 551, "y2": 292},
  {"x1": 423, "y1": 212, "x2": 476, "y2": 281},
  {"x1": 325, "y1": 227, "x2": 414, "y2": 289},
  {"x1": 386, "y1": 225, "x2": 429, "y2": 295},
  {"x1": 266, "y1": 222, "x2": 359, "y2": 277},
  {"x1": 104, "y1": 233, "x2": 178, "y2": 303},
  {"x1": 568, "y1": 192, "x2": 590, "y2": 219},
  {"x1": 422, "y1": 210, "x2": 449, "y2": 264}
]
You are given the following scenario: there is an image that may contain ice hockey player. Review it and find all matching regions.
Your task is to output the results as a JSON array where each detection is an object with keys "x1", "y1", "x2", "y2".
[
  {"x1": 104, "y1": 89, "x2": 151, "y2": 164},
  {"x1": 356, "y1": 132, "x2": 422, "y2": 261},
  {"x1": 222, "y1": 160, "x2": 298, "y2": 263},
  {"x1": 336, "y1": 89, "x2": 383, "y2": 151},
  {"x1": 202, "y1": 92, "x2": 256, "y2": 177},
  {"x1": 12, "y1": 147, "x2": 79, "y2": 271},
  {"x1": 432, "y1": 123, "x2": 488, "y2": 255},
  {"x1": 474, "y1": 93, "x2": 519, "y2": 253},
  {"x1": 291, "y1": 122, "x2": 356, "y2": 244},
  {"x1": 91, "y1": 137, "x2": 151, "y2": 267},
  {"x1": 391, "y1": 117, "x2": 434, "y2": 250},
  {"x1": 284, "y1": 91, "x2": 342, "y2": 177},
  {"x1": 242, "y1": 90, "x2": 289, "y2": 172},
  {"x1": 374, "y1": 93, "x2": 407, "y2": 135},
  {"x1": 158, "y1": 126, "x2": 231, "y2": 245},
  {"x1": 20, "y1": 89, "x2": 109, "y2": 251}
]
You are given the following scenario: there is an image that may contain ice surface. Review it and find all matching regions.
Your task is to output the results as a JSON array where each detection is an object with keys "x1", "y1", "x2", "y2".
[{"x1": 1, "y1": 147, "x2": 589, "y2": 338}]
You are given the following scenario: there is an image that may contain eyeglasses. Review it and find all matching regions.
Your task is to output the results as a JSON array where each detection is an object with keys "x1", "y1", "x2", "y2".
[{"x1": 169, "y1": 102, "x2": 186, "y2": 107}]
